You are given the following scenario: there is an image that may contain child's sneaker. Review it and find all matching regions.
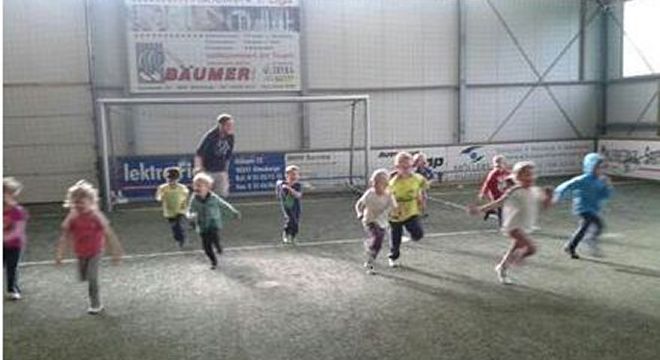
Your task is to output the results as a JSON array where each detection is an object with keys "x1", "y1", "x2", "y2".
[
  {"x1": 563, "y1": 244, "x2": 580, "y2": 259},
  {"x1": 87, "y1": 305, "x2": 104, "y2": 315},
  {"x1": 495, "y1": 264, "x2": 513, "y2": 285},
  {"x1": 364, "y1": 261, "x2": 375, "y2": 275},
  {"x1": 388, "y1": 258, "x2": 400, "y2": 268}
]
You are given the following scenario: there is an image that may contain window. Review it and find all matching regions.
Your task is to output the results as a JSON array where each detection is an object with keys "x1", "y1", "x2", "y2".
[{"x1": 623, "y1": 0, "x2": 660, "y2": 77}]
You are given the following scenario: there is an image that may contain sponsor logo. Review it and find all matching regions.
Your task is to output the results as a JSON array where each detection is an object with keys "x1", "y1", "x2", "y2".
[
  {"x1": 136, "y1": 43, "x2": 165, "y2": 83},
  {"x1": 164, "y1": 66, "x2": 251, "y2": 82},
  {"x1": 460, "y1": 145, "x2": 485, "y2": 163}
]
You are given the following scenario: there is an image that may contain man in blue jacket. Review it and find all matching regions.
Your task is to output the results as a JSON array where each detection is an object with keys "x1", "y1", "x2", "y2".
[
  {"x1": 194, "y1": 114, "x2": 235, "y2": 197},
  {"x1": 553, "y1": 153, "x2": 613, "y2": 259}
]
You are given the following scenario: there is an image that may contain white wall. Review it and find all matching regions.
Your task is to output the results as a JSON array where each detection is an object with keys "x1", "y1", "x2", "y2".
[{"x1": 3, "y1": 0, "x2": 96, "y2": 203}]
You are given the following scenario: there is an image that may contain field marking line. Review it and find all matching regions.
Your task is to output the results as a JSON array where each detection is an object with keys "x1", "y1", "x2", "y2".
[{"x1": 19, "y1": 229, "x2": 497, "y2": 267}]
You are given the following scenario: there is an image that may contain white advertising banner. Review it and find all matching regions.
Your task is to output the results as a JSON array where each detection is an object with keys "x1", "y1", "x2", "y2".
[
  {"x1": 285, "y1": 141, "x2": 594, "y2": 188},
  {"x1": 126, "y1": 0, "x2": 301, "y2": 93},
  {"x1": 598, "y1": 139, "x2": 660, "y2": 180},
  {"x1": 444, "y1": 141, "x2": 594, "y2": 182}
]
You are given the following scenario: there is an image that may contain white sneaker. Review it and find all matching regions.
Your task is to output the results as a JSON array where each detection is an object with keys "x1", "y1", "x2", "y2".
[
  {"x1": 495, "y1": 264, "x2": 513, "y2": 285},
  {"x1": 364, "y1": 261, "x2": 375, "y2": 274},
  {"x1": 8, "y1": 292, "x2": 22, "y2": 301},
  {"x1": 87, "y1": 305, "x2": 104, "y2": 315},
  {"x1": 388, "y1": 258, "x2": 400, "y2": 268},
  {"x1": 282, "y1": 233, "x2": 290, "y2": 244},
  {"x1": 401, "y1": 235, "x2": 411, "y2": 243}
]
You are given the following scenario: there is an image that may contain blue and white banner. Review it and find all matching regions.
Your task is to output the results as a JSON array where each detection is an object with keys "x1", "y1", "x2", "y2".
[{"x1": 114, "y1": 152, "x2": 284, "y2": 202}]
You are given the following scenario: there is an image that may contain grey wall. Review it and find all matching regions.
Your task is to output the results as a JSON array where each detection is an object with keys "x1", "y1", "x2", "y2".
[{"x1": 4, "y1": 0, "x2": 625, "y2": 203}]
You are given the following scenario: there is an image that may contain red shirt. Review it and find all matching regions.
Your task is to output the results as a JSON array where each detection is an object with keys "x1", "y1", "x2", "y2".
[
  {"x1": 67, "y1": 211, "x2": 105, "y2": 258},
  {"x1": 3, "y1": 205, "x2": 28, "y2": 249},
  {"x1": 480, "y1": 168, "x2": 510, "y2": 200}
]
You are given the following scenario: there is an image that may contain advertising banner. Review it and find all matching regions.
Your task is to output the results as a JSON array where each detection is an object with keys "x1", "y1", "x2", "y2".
[
  {"x1": 444, "y1": 141, "x2": 593, "y2": 182},
  {"x1": 126, "y1": 0, "x2": 301, "y2": 93},
  {"x1": 114, "y1": 152, "x2": 284, "y2": 202},
  {"x1": 598, "y1": 139, "x2": 660, "y2": 180}
]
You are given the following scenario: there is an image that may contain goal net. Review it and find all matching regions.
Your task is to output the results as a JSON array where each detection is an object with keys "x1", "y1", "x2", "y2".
[{"x1": 97, "y1": 95, "x2": 371, "y2": 210}]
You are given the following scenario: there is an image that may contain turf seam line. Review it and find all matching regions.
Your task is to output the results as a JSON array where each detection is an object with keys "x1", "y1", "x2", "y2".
[{"x1": 18, "y1": 229, "x2": 497, "y2": 267}]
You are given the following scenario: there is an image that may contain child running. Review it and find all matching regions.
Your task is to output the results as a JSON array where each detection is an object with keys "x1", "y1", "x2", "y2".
[
  {"x1": 387, "y1": 151, "x2": 429, "y2": 268},
  {"x1": 355, "y1": 169, "x2": 397, "y2": 274},
  {"x1": 4, "y1": 177, "x2": 29, "y2": 301},
  {"x1": 155, "y1": 167, "x2": 189, "y2": 248},
  {"x1": 412, "y1": 152, "x2": 434, "y2": 217},
  {"x1": 553, "y1": 153, "x2": 613, "y2": 259},
  {"x1": 187, "y1": 172, "x2": 241, "y2": 269},
  {"x1": 469, "y1": 161, "x2": 552, "y2": 284},
  {"x1": 55, "y1": 180, "x2": 124, "y2": 314},
  {"x1": 276, "y1": 165, "x2": 303, "y2": 244},
  {"x1": 478, "y1": 155, "x2": 510, "y2": 226}
]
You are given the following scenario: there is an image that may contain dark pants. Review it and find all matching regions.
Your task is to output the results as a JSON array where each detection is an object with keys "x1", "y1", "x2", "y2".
[
  {"x1": 568, "y1": 212, "x2": 604, "y2": 252},
  {"x1": 283, "y1": 208, "x2": 300, "y2": 238},
  {"x1": 201, "y1": 230, "x2": 222, "y2": 266},
  {"x1": 364, "y1": 223, "x2": 386, "y2": 260},
  {"x1": 4, "y1": 246, "x2": 22, "y2": 294},
  {"x1": 78, "y1": 254, "x2": 101, "y2": 308},
  {"x1": 167, "y1": 214, "x2": 186, "y2": 244},
  {"x1": 389, "y1": 216, "x2": 424, "y2": 260}
]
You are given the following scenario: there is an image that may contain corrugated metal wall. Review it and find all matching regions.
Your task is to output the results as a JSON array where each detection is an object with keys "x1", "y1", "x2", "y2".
[{"x1": 7, "y1": 0, "x2": 654, "y2": 203}]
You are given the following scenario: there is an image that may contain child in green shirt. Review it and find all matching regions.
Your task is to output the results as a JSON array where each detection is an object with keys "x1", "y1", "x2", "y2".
[{"x1": 187, "y1": 172, "x2": 241, "y2": 269}]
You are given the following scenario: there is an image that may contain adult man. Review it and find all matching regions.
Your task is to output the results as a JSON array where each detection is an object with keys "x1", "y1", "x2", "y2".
[{"x1": 194, "y1": 113, "x2": 235, "y2": 197}]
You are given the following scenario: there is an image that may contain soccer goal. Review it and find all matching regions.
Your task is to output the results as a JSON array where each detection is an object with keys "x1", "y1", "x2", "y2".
[{"x1": 96, "y1": 95, "x2": 371, "y2": 211}]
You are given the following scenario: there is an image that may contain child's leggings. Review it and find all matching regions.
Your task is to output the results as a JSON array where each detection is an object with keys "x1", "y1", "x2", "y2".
[
  {"x1": 568, "y1": 212, "x2": 603, "y2": 251},
  {"x1": 201, "y1": 230, "x2": 222, "y2": 266},
  {"x1": 389, "y1": 216, "x2": 424, "y2": 260},
  {"x1": 167, "y1": 214, "x2": 186, "y2": 244},
  {"x1": 283, "y1": 208, "x2": 300, "y2": 238},
  {"x1": 78, "y1": 254, "x2": 101, "y2": 308},
  {"x1": 4, "y1": 246, "x2": 22, "y2": 294},
  {"x1": 364, "y1": 223, "x2": 386, "y2": 260}
]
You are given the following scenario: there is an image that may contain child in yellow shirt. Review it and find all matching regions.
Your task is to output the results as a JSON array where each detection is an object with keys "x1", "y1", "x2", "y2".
[
  {"x1": 387, "y1": 152, "x2": 429, "y2": 268},
  {"x1": 155, "y1": 167, "x2": 190, "y2": 248}
]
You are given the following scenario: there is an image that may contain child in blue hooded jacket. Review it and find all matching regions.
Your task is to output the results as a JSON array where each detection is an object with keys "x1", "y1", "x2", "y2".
[{"x1": 553, "y1": 153, "x2": 613, "y2": 259}]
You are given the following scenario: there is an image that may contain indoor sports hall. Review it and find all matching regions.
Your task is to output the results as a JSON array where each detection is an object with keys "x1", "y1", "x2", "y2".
[{"x1": 3, "y1": 1, "x2": 660, "y2": 360}]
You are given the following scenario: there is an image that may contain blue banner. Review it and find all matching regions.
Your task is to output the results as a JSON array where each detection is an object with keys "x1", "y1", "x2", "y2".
[{"x1": 113, "y1": 153, "x2": 284, "y2": 202}]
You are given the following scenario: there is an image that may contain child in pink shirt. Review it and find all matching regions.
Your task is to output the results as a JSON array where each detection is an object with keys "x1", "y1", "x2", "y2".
[
  {"x1": 56, "y1": 180, "x2": 123, "y2": 314},
  {"x1": 4, "y1": 177, "x2": 29, "y2": 301}
]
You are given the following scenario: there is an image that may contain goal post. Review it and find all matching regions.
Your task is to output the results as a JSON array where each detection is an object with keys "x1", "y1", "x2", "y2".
[{"x1": 97, "y1": 95, "x2": 371, "y2": 211}]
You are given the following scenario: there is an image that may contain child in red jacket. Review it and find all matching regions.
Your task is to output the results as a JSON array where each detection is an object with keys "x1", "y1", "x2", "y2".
[{"x1": 478, "y1": 155, "x2": 510, "y2": 226}]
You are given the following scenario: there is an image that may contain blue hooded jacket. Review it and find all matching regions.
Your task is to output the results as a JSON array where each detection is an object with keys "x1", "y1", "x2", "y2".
[{"x1": 553, "y1": 153, "x2": 612, "y2": 215}]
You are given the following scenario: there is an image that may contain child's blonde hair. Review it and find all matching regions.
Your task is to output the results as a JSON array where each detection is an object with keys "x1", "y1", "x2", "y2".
[
  {"x1": 510, "y1": 161, "x2": 535, "y2": 180},
  {"x1": 192, "y1": 172, "x2": 214, "y2": 186},
  {"x1": 3, "y1": 177, "x2": 23, "y2": 196},
  {"x1": 412, "y1": 152, "x2": 428, "y2": 167},
  {"x1": 285, "y1": 165, "x2": 300, "y2": 174},
  {"x1": 394, "y1": 151, "x2": 413, "y2": 166},
  {"x1": 492, "y1": 155, "x2": 505, "y2": 167},
  {"x1": 370, "y1": 168, "x2": 390, "y2": 185},
  {"x1": 63, "y1": 180, "x2": 99, "y2": 208}
]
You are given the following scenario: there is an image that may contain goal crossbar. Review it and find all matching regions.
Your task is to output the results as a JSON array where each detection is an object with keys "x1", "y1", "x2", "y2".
[{"x1": 96, "y1": 95, "x2": 371, "y2": 211}]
